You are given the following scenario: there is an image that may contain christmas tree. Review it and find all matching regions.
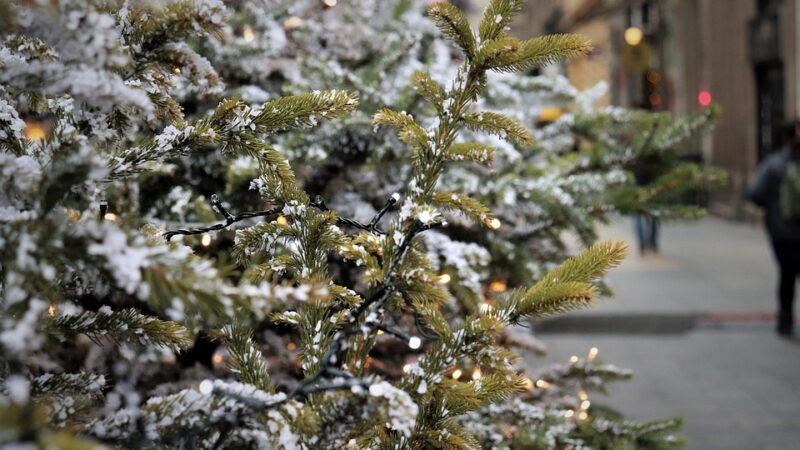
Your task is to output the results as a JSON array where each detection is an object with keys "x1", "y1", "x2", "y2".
[{"x1": 0, "y1": 0, "x2": 721, "y2": 448}]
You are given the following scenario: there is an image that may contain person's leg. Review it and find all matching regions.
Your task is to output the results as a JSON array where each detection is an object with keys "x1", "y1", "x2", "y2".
[
  {"x1": 773, "y1": 241, "x2": 796, "y2": 336},
  {"x1": 651, "y1": 218, "x2": 660, "y2": 253},
  {"x1": 634, "y1": 215, "x2": 646, "y2": 254}
]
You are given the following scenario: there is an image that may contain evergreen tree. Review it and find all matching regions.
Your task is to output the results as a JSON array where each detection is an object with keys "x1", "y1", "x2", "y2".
[{"x1": 0, "y1": 0, "x2": 721, "y2": 448}]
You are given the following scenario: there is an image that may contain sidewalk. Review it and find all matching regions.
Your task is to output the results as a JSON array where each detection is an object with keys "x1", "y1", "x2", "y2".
[{"x1": 525, "y1": 217, "x2": 800, "y2": 450}]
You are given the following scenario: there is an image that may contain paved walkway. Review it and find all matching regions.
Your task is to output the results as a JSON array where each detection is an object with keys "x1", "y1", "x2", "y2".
[{"x1": 525, "y1": 217, "x2": 800, "y2": 450}]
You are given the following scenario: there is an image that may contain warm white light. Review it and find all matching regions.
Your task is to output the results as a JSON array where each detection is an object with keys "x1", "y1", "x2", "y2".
[
  {"x1": 488, "y1": 280, "x2": 507, "y2": 293},
  {"x1": 48, "y1": 304, "x2": 57, "y2": 317},
  {"x1": 436, "y1": 273, "x2": 451, "y2": 284},
  {"x1": 580, "y1": 400, "x2": 591, "y2": 410},
  {"x1": 276, "y1": 215, "x2": 288, "y2": 225},
  {"x1": 564, "y1": 410, "x2": 575, "y2": 418},
  {"x1": 242, "y1": 25, "x2": 255, "y2": 43},
  {"x1": 408, "y1": 336, "x2": 421, "y2": 349},
  {"x1": 24, "y1": 121, "x2": 46, "y2": 141},
  {"x1": 587, "y1": 347, "x2": 599, "y2": 361},
  {"x1": 569, "y1": 355, "x2": 579, "y2": 364},
  {"x1": 624, "y1": 26, "x2": 643, "y2": 46},
  {"x1": 579, "y1": 411, "x2": 589, "y2": 421},
  {"x1": 403, "y1": 364, "x2": 411, "y2": 373},
  {"x1": 487, "y1": 218, "x2": 501, "y2": 230},
  {"x1": 472, "y1": 367, "x2": 482, "y2": 380},
  {"x1": 104, "y1": 213, "x2": 118, "y2": 222},
  {"x1": 578, "y1": 389, "x2": 588, "y2": 401},
  {"x1": 322, "y1": 0, "x2": 337, "y2": 6},
  {"x1": 283, "y1": 16, "x2": 303, "y2": 30},
  {"x1": 536, "y1": 379, "x2": 550, "y2": 389},
  {"x1": 199, "y1": 380, "x2": 214, "y2": 395},
  {"x1": 201, "y1": 234, "x2": 212, "y2": 247},
  {"x1": 452, "y1": 369, "x2": 463, "y2": 380},
  {"x1": 522, "y1": 377, "x2": 534, "y2": 391}
]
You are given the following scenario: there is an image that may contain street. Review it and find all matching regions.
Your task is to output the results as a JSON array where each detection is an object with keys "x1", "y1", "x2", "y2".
[{"x1": 526, "y1": 217, "x2": 800, "y2": 450}]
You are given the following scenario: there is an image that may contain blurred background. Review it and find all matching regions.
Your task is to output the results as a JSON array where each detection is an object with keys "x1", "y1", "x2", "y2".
[{"x1": 457, "y1": 0, "x2": 800, "y2": 448}]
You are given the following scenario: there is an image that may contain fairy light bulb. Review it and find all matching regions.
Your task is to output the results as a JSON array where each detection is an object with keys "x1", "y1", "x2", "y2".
[
  {"x1": 48, "y1": 304, "x2": 57, "y2": 317},
  {"x1": 242, "y1": 24, "x2": 255, "y2": 42},
  {"x1": 535, "y1": 379, "x2": 550, "y2": 389},
  {"x1": 408, "y1": 336, "x2": 421, "y2": 350},
  {"x1": 587, "y1": 347, "x2": 599, "y2": 361},
  {"x1": 487, "y1": 218, "x2": 501, "y2": 230},
  {"x1": 564, "y1": 410, "x2": 575, "y2": 418},
  {"x1": 569, "y1": 355, "x2": 579, "y2": 364},
  {"x1": 580, "y1": 400, "x2": 591, "y2": 410},
  {"x1": 579, "y1": 411, "x2": 589, "y2": 421},
  {"x1": 283, "y1": 16, "x2": 303, "y2": 30},
  {"x1": 276, "y1": 215, "x2": 288, "y2": 225},
  {"x1": 522, "y1": 377, "x2": 534, "y2": 391},
  {"x1": 436, "y1": 273, "x2": 451, "y2": 284},
  {"x1": 472, "y1": 367, "x2": 482, "y2": 380},
  {"x1": 104, "y1": 213, "x2": 118, "y2": 222},
  {"x1": 403, "y1": 364, "x2": 411, "y2": 373},
  {"x1": 488, "y1": 280, "x2": 507, "y2": 292},
  {"x1": 322, "y1": 0, "x2": 337, "y2": 6},
  {"x1": 286, "y1": 342, "x2": 296, "y2": 351},
  {"x1": 578, "y1": 389, "x2": 588, "y2": 401},
  {"x1": 201, "y1": 234, "x2": 212, "y2": 247},
  {"x1": 24, "y1": 120, "x2": 46, "y2": 141},
  {"x1": 451, "y1": 369, "x2": 462, "y2": 380}
]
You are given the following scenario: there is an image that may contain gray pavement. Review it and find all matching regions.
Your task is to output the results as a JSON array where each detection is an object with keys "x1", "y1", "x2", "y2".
[{"x1": 525, "y1": 217, "x2": 800, "y2": 450}]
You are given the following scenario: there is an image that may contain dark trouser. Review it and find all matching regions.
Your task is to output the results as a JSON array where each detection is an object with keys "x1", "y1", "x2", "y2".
[
  {"x1": 772, "y1": 240, "x2": 800, "y2": 328},
  {"x1": 634, "y1": 215, "x2": 659, "y2": 252}
]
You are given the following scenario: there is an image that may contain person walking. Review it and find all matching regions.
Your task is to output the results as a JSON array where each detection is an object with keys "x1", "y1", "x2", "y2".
[{"x1": 749, "y1": 121, "x2": 800, "y2": 337}]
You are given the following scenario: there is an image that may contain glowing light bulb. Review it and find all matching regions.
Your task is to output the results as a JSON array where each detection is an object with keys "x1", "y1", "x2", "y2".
[
  {"x1": 472, "y1": 367, "x2": 482, "y2": 380},
  {"x1": 522, "y1": 377, "x2": 534, "y2": 391},
  {"x1": 579, "y1": 411, "x2": 589, "y2": 421},
  {"x1": 283, "y1": 16, "x2": 303, "y2": 30},
  {"x1": 436, "y1": 273, "x2": 451, "y2": 284},
  {"x1": 403, "y1": 364, "x2": 412, "y2": 373},
  {"x1": 199, "y1": 380, "x2": 214, "y2": 395},
  {"x1": 276, "y1": 215, "x2": 288, "y2": 225},
  {"x1": 173, "y1": 67, "x2": 182, "y2": 75},
  {"x1": 488, "y1": 280, "x2": 507, "y2": 292},
  {"x1": 24, "y1": 121, "x2": 46, "y2": 141},
  {"x1": 580, "y1": 400, "x2": 591, "y2": 410},
  {"x1": 569, "y1": 355, "x2": 579, "y2": 364},
  {"x1": 242, "y1": 24, "x2": 255, "y2": 43},
  {"x1": 452, "y1": 369, "x2": 462, "y2": 380},
  {"x1": 535, "y1": 379, "x2": 550, "y2": 389},
  {"x1": 408, "y1": 336, "x2": 421, "y2": 349},
  {"x1": 286, "y1": 342, "x2": 296, "y2": 351},
  {"x1": 578, "y1": 389, "x2": 588, "y2": 401},
  {"x1": 212, "y1": 353, "x2": 223, "y2": 366},
  {"x1": 564, "y1": 410, "x2": 575, "y2": 418},
  {"x1": 48, "y1": 304, "x2": 57, "y2": 317},
  {"x1": 201, "y1": 234, "x2": 212, "y2": 247},
  {"x1": 487, "y1": 218, "x2": 501, "y2": 230},
  {"x1": 104, "y1": 213, "x2": 118, "y2": 222},
  {"x1": 624, "y1": 26, "x2": 643, "y2": 46},
  {"x1": 587, "y1": 347, "x2": 599, "y2": 361},
  {"x1": 322, "y1": 0, "x2": 337, "y2": 6},
  {"x1": 377, "y1": 329, "x2": 384, "y2": 335}
]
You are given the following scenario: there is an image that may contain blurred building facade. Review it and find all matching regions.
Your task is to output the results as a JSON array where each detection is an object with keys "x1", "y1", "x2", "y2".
[{"x1": 469, "y1": 0, "x2": 800, "y2": 218}]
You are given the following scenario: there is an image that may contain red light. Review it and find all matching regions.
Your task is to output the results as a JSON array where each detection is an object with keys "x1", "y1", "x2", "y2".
[{"x1": 698, "y1": 90, "x2": 712, "y2": 107}]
